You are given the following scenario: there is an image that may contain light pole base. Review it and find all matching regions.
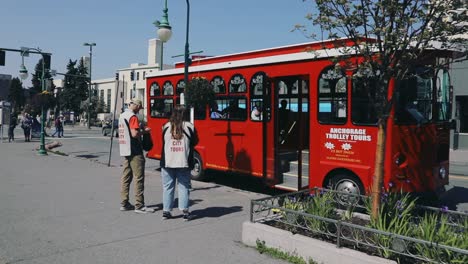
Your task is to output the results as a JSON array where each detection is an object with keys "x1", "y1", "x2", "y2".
[{"x1": 37, "y1": 149, "x2": 48, "y2": 156}]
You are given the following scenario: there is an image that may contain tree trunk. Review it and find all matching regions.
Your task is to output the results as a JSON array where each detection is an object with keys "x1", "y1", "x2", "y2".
[{"x1": 371, "y1": 120, "x2": 386, "y2": 220}]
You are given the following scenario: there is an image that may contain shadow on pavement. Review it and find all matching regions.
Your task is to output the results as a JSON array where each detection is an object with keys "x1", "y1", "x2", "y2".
[
  {"x1": 441, "y1": 186, "x2": 468, "y2": 210},
  {"x1": 205, "y1": 171, "x2": 288, "y2": 196},
  {"x1": 191, "y1": 206, "x2": 243, "y2": 219}
]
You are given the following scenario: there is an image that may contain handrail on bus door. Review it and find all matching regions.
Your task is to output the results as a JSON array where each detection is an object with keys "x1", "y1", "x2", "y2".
[{"x1": 280, "y1": 121, "x2": 296, "y2": 145}]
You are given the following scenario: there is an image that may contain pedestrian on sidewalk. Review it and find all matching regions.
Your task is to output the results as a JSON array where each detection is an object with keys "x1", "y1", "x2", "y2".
[
  {"x1": 21, "y1": 113, "x2": 32, "y2": 142},
  {"x1": 8, "y1": 113, "x2": 17, "y2": 142},
  {"x1": 118, "y1": 99, "x2": 155, "y2": 214},
  {"x1": 160, "y1": 106, "x2": 198, "y2": 221},
  {"x1": 51, "y1": 116, "x2": 63, "y2": 138}
]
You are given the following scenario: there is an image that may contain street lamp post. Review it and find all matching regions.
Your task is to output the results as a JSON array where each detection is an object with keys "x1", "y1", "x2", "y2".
[
  {"x1": 155, "y1": 0, "x2": 172, "y2": 71},
  {"x1": 83, "y1": 42, "x2": 96, "y2": 129},
  {"x1": 18, "y1": 47, "x2": 50, "y2": 155},
  {"x1": 184, "y1": 0, "x2": 190, "y2": 86}
]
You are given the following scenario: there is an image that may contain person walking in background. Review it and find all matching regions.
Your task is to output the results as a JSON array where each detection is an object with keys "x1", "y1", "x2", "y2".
[
  {"x1": 8, "y1": 113, "x2": 17, "y2": 142},
  {"x1": 51, "y1": 116, "x2": 63, "y2": 138},
  {"x1": 160, "y1": 106, "x2": 198, "y2": 221},
  {"x1": 118, "y1": 99, "x2": 155, "y2": 214},
  {"x1": 21, "y1": 113, "x2": 32, "y2": 142}
]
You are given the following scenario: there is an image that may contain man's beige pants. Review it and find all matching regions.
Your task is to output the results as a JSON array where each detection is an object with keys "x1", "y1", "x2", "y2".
[{"x1": 121, "y1": 154, "x2": 146, "y2": 209}]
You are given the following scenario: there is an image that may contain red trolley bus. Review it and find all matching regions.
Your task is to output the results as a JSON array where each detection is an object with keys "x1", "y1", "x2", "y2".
[{"x1": 145, "y1": 38, "x2": 453, "y2": 196}]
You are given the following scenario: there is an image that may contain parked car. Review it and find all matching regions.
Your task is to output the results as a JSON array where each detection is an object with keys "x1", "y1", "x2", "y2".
[{"x1": 102, "y1": 120, "x2": 119, "y2": 137}]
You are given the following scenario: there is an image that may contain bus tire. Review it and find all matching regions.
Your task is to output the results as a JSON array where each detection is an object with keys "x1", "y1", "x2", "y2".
[
  {"x1": 191, "y1": 152, "x2": 207, "y2": 181},
  {"x1": 329, "y1": 174, "x2": 365, "y2": 206}
]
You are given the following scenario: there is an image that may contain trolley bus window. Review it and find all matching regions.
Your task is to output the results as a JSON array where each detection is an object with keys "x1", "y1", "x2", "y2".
[
  {"x1": 163, "y1": 81, "x2": 174, "y2": 95},
  {"x1": 214, "y1": 97, "x2": 247, "y2": 121},
  {"x1": 177, "y1": 97, "x2": 206, "y2": 120},
  {"x1": 229, "y1": 74, "x2": 247, "y2": 93},
  {"x1": 250, "y1": 72, "x2": 270, "y2": 121},
  {"x1": 318, "y1": 67, "x2": 347, "y2": 124},
  {"x1": 150, "y1": 82, "x2": 160, "y2": 96},
  {"x1": 351, "y1": 77, "x2": 378, "y2": 125},
  {"x1": 435, "y1": 69, "x2": 451, "y2": 121},
  {"x1": 176, "y1": 80, "x2": 185, "y2": 95},
  {"x1": 396, "y1": 68, "x2": 433, "y2": 124},
  {"x1": 150, "y1": 98, "x2": 173, "y2": 118},
  {"x1": 211, "y1": 76, "x2": 226, "y2": 94}
]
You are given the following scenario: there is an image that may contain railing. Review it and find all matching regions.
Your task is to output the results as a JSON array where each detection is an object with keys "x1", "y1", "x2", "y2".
[{"x1": 250, "y1": 188, "x2": 468, "y2": 264}]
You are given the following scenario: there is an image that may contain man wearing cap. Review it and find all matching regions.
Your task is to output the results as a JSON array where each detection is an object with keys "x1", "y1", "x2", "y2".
[{"x1": 118, "y1": 99, "x2": 155, "y2": 214}]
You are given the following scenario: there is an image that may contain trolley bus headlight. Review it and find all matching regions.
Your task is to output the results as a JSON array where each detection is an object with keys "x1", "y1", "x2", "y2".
[{"x1": 439, "y1": 167, "x2": 447, "y2": 179}]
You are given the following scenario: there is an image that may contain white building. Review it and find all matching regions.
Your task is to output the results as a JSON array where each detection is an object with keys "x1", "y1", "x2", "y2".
[{"x1": 93, "y1": 38, "x2": 173, "y2": 122}]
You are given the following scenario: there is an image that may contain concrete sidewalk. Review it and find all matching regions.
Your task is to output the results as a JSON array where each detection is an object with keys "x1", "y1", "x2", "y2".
[
  {"x1": 450, "y1": 149, "x2": 468, "y2": 176},
  {"x1": 0, "y1": 142, "x2": 285, "y2": 264}
]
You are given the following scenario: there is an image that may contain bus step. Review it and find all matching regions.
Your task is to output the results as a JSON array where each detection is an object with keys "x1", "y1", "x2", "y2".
[{"x1": 275, "y1": 173, "x2": 309, "y2": 191}]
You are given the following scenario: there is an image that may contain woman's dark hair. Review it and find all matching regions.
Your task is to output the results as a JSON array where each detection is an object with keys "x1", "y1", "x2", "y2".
[{"x1": 169, "y1": 105, "x2": 186, "y2": 140}]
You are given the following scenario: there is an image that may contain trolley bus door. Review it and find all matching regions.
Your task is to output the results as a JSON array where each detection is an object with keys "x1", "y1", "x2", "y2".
[
  {"x1": 263, "y1": 75, "x2": 277, "y2": 185},
  {"x1": 271, "y1": 76, "x2": 310, "y2": 191}
]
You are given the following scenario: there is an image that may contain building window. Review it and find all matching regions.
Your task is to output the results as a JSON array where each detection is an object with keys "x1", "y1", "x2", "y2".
[
  {"x1": 107, "y1": 89, "x2": 111, "y2": 112},
  {"x1": 143, "y1": 71, "x2": 146, "y2": 80},
  {"x1": 137, "y1": 72, "x2": 140, "y2": 81}
]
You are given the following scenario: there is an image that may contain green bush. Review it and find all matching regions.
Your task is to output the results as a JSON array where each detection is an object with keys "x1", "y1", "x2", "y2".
[
  {"x1": 304, "y1": 191, "x2": 337, "y2": 233},
  {"x1": 365, "y1": 190, "x2": 417, "y2": 259},
  {"x1": 415, "y1": 213, "x2": 468, "y2": 263}
]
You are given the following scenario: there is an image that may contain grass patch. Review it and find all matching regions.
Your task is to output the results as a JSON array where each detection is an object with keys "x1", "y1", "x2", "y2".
[{"x1": 256, "y1": 239, "x2": 318, "y2": 264}]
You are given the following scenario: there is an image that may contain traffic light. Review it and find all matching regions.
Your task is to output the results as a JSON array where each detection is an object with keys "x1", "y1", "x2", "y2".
[
  {"x1": 115, "y1": 72, "x2": 119, "y2": 80},
  {"x1": 0, "y1": 50, "x2": 5, "y2": 66},
  {"x1": 43, "y1": 54, "x2": 51, "y2": 70},
  {"x1": 130, "y1": 71, "x2": 134, "y2": 81}
]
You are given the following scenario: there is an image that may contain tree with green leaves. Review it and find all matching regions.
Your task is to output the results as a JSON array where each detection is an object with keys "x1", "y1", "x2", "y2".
[
  {"x1": 31, "y1": 58, "x2": 53, "y2": 96},
  {"x1": 8, "y1": 77, "x2": 25, "y2": 113},
  {"x1": 59, "y1": 59, "x2": 88, "y2": 115},
  {"x1": 295, "y1": 0, "x2": 467, "y2": 218}
]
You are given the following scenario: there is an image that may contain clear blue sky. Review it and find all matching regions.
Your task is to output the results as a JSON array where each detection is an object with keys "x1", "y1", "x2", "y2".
[{"x1": 1, "y1": 0, "x2": 316, "y2": 85}]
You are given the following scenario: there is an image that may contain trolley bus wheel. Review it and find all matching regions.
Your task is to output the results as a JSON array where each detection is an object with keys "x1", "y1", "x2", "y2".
[
  {"x1": 191, "y1": 152, "x2": 207, "y2": 181},
  {"x1": 330, "y1": 174, "x2": 365, "y2": 206}
]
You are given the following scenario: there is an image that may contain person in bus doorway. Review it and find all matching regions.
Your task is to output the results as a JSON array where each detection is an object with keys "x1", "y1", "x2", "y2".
[
  {"x1": 118, "y1": 99, "x2": 155, "y2": 214},
  {"x1": 160, "y1": 106, "x2": 198, "y2": 221}
]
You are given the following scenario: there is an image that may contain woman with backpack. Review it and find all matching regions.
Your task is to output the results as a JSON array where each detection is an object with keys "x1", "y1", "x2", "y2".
[{"x1": 160, "y1": 106, "x2": 198, "y2": 221}]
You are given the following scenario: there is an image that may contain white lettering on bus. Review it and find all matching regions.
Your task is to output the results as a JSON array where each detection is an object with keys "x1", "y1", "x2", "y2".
[{"x1": 326, "y1": 128, "x2": 371, "y2": 142}]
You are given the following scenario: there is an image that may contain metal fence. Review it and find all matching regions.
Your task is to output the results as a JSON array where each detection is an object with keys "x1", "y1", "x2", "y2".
[{"x1": 250, "y1": 188, "x2": 468, "y2": 264}]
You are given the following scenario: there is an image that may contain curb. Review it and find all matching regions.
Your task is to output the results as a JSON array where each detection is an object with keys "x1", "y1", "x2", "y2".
[{"x1": 242, "y1": 221, "x2": 396, "y2": 264}]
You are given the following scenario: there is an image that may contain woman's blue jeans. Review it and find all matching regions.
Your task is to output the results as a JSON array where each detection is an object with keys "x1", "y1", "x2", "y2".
[{"x1": 161, "y1": 167, "x2": 191, "y2": 212}]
